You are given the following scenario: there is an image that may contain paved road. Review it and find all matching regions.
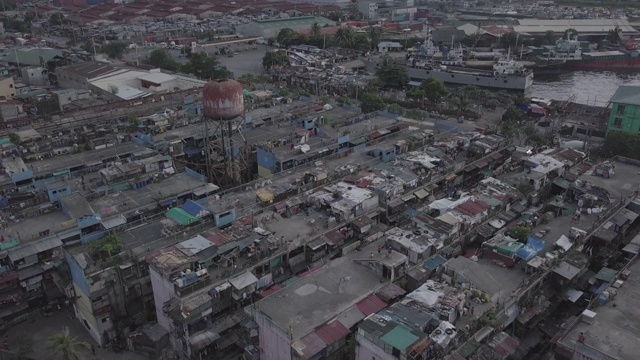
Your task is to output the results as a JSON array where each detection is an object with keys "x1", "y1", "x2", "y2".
[{"x1": 6, "y1": 310, "x2": 147, "y2": 360}]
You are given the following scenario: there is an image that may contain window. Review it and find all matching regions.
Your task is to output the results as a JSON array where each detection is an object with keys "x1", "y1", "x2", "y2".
[
  {"x1": 613, "y1": 118, "x2": 623, "y2": 128},
  {"x1": 101, "y1": 317, "x2": 108, "y2": 323},
  {"x1": 8, "y1": 84, "x2": 12, "y2": 88},
  {"x1": 616, "y1": 104, "x2": 626, "y2": 115}
]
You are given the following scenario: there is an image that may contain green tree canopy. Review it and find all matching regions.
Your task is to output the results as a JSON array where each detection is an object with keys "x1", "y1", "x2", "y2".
[
  {"x1": 368, "y1": 27, "x2": 383, "y2": 51},
  {"x1": 501, "y1": 32, "x2": 519, "y2": 47},
  {"x1": 360, "y1": 93, "x2": 386, "y2": 113},
  {"x1": 145, "y1": 49, "x2": 181, "y2": 72},
  {"x1": 500, "y1": 106, "x2": 522, "y2": 138},
  {"x1": 262, "y1": 50, "x2": 290, "y2": 69},
  {"x1": 597, "y1": 131, "x2": 640, "y2": 160},
  {"x1": 48, "y1": 327, "x2": 90, "y2": 360},
  {"x1": 375, "y1": 58, "x2": 409, "y2": 89},
  {"x1": 420, "y1": 78, "x2": 448, "y2": 102},
  {"x1": 335, "y1": 27, "x2": 356, "y2": 48},
  {"x1": 101, "y1": 41, "x2": 128, "y2": 59},
  {"x1": 49, "y1": 13, "x2": 65, "y2": 26},
  {"x1": 181, "y1": 52, "x2": 229, "y2": 80},
  {"x1": 508, "y1": 226, "x2": 531, "y2": 243},
  {"x1": 277, "y1": 28, "x2": 301, "y2": 47}
]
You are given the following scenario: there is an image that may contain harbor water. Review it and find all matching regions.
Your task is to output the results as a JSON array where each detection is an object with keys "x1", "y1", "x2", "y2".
[{"x1": 530, "y1": 71, "x2": 640, "y2": 106}]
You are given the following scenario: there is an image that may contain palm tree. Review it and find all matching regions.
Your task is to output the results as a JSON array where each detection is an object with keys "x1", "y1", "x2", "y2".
[
  {"x1": 310, "y1": 22, "x2": 321, "y2": 39},
  {"x1": 335, "y1": 27, "x2": 355, "y2": 49},
  {"x1": 48, "y1": 327, "x2": 91, "y2": 360},
  {"x1": 368, "y1": 27, "x2": 383, "y2": 51}
]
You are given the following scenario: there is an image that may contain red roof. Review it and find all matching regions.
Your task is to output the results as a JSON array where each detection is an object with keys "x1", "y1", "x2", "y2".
[
  {"x1": 356, "y1": 294, "x2": 387, "y2": 316},
  {"x1": 455, "y1": 200, "x2": 490, "y2": 216},
  {"x1": 324, "y1": 229, "x2": 345, "y2": 246},
  {"x1": 357, "y1": 179, "x2": 372, "y2": 188},
  {"x1": 315, "y1": 320, "x2": 350, "y2": 345}
]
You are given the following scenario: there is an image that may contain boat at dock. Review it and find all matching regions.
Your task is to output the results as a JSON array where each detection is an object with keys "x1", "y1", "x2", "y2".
[{"x1": 406, "y1": 57, "x2": 534, "y2": 91}]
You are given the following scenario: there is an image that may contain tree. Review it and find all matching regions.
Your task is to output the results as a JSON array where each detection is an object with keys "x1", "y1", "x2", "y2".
[
  {"x1": 360, "y1": 93, "x2": 385, "y2": 113},
  {"x1": 276, "y1": 28, "x2": 296, "y2": 47},
  {"x1": 420, "y1": 78, "x2": 448, "y2": 102},
  {"x1": 596, "y1": 131, "x2": 640, "y2": 160},
  {"x1": 89, "y1": 234, "x2": 123, "y2": 257},
  {"x1": 310, "y1": 22, "x2": 321, "y2": 40},
  {"x1": 523, "y1": 124, "x2": 549, "y2": 147},
  {"x1": 335, "y1": 27, "x2": 356, "y2": 48},
  {"x1": 347, "y1": 0, "x2": 359, "y2": 20},
  {"x1": 387, "y1": 103, "x2": 404, "y2": 115},
  {"x1": 353, "y1": 34, "x2": 371, "y2": 52},
  {"x1": 262, "y1": 50, "x2": 290, "y2": 69},
  {"x1": 145, "y1": 49, "x2": 181, "y2": 72},
  {"x1": 544, "y1": 30, "x2": 556, "y2": 45},
  {"x1": 181, "y1": 52, "x2": 229, "y2": 80},
  {"x1": 101, "y1": 41, "x2": 128, "y2": 59},
  {"x1": 368, "y1": 27, "x2": 383, "y2": 51},
  {"x1": 500, "y1": 32, "x2": 519, "y2": 48},
  {"x1": 48, "y1": 327, "x2": 90, "y2": 360},
  {"x1": 375, "y1": 58, "x2": 409, "y2": 89},
  {"x1": 500, "y1": 106, "x2": 522, "y2": 138},
  {"x1": 9, "y1": 331, "x2": 34, "y2": 360},
  {"x1": 49, "y1": 13, "x2": 65, "y2": 26},
  {"x1": 327, "y1": 11, "x2": 343, "y2": 22},
  {"x1": 8, "y1": 133, "x2": 21, "y2": 145},
  {"x1": 508, "y1": 226, "x2": 531, "y2": 243}
]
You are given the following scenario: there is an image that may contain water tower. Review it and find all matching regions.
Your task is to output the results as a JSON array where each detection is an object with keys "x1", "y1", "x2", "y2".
[{"x1": 202, "y1": 79, "x2": 250, "y2": 186}]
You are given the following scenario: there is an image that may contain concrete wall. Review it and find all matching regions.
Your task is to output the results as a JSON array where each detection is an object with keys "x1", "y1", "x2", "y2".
[
  {"x1": 253, "y1": 310, "x2": 292, "y2": 360},
  {"x1": 66, "y1": 253, "x2": 90, "y2": 295},
  {"x1": 73, "y1": 282, "x2": 102, "y2": 344},
  {"x1": 149, "y1": 266, "x2": 175, "y2": 333},
  {"x1": 355, "y1": 333, "x2": 395, "y2": 360},
  {"x1": 0, "y1": 77, "x2": 15, "y2": 99}
]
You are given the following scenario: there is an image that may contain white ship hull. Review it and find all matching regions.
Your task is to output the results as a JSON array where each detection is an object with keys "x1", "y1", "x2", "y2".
[{"x1": 407, "y1": 66, "x2": 534, "y2": 91}]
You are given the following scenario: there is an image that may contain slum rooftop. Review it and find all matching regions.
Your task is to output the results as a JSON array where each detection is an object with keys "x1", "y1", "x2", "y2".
[
  {"x1": 557, "y1": 258, "x2": 640, "y2": 360},
  {"x1": 254, "y1": 237, "x2": 407, "y2": 340}
]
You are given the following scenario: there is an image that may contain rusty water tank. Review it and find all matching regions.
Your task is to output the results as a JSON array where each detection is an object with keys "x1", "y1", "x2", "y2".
[{"x1": 202, "y1": 79, "x2": 244, "y2": 120}]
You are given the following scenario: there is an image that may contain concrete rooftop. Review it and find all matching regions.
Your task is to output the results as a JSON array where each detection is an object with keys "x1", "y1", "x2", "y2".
[
  {"x1": 558, "y1": 259, "x2": 640, "y2": 360},
  {"x1": 254, "y1": 238, "x2": 396, "y2": 340}
]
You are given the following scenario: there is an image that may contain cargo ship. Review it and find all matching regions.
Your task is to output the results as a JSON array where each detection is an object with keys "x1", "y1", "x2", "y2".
[
  {"x1": 536, "y1": 32, "x2": 640, "y2": 70},
  {"x1": 406, "y1": 57, "x2": 534, "y2": 91}
]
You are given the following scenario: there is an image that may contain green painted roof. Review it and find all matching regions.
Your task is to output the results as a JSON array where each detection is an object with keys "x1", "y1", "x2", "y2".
[
  {"x1": 610, "y1": 85, "x2": 640, "y2": 106},
  {"x1": 252, "y1": 16, "x2": 335, "y2": 30},
  {"x1": 380, "y1": 325, "x2": 419, "y2": 352},
  {"x1": 166, "y1": 208, "x2": 198, "y2": 226}
]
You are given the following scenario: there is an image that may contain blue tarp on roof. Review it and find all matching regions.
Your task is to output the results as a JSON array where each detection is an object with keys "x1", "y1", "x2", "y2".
[
  {"x1": 182, "y1": 199, "x2": 209, "y2": 218},
  {"x1": 423, "y1": 254, "x2": 447, "y2": 271},
  {"x1": 516, "y1": 236, "x2": 545, "y2": 261}
]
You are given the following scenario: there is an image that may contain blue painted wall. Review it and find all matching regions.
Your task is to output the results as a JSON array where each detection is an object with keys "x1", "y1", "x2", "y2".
[
  {"x1": 47, "y1": 184, "x2": 72, "y2": 202},
  {"x1": 257, "y1": 147, "x2": 278, "y2": 172},
  {"x1": 214, "y1": 208, "x2": 236, "y2": 228},
  {"x1": 11, "y1": 170, "x2": 33, "y2": 184},
  {"x1": 65, "y1": 253, "x2": 90, "y2": 296}
]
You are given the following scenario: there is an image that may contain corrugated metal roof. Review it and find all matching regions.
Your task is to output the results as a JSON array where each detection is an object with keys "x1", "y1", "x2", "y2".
[
  {"x1": 314, "y1": 320, "x2": 350, "y2": 345},
  {"x1": 377, "y1": 282, "x2": 406, "y2": 302},
  {"x1": 488, "y1": 332, "x2": 519, "y2": 357},
  {"x1": 356, "y1": 294, "x2": 388, "y2": 316},
  {"x1": 293, "y1": 332, "x2": 326, "y2": 359},
  {"x1": 8, "y1": 237, "x2": 63, "y2": 261}
]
